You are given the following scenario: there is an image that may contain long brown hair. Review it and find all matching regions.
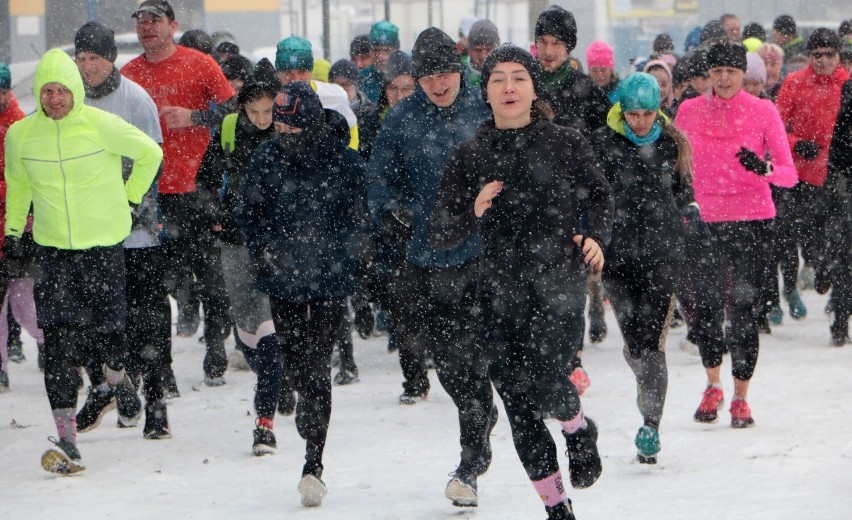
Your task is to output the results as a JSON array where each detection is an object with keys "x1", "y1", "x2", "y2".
[{"x1": 661, "y1": 117, "x2": 693, "y2": 183}]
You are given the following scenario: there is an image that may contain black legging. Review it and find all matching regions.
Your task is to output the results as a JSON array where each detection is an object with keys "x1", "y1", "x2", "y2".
[
  {"x1": 269, "y1": 297, "x2": 345, "y2": 477},
  {"x1": 389, "y1": 261, "x2": 495, "y2": 472},
  {"x1": 691, "y1": 220, "x2": 771, "y2": 381},
  {"x1": 482, "y1": 269, "x2": 585, "y2": 481}
]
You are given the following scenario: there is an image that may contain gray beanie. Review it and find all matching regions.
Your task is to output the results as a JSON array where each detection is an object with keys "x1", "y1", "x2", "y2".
[{"x1": 468, "y1": 20, "x2": 500, "y2": 48}]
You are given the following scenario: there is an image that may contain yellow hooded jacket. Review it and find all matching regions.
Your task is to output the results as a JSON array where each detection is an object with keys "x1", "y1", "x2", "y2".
[{"x1": 4, "y1": 49, "x2": 162, "y2": 250}]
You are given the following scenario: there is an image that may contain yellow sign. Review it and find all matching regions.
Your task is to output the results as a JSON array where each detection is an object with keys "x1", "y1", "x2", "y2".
[
  {"x1": 204, "y1": 0, "x2": 278, "y2": 12},
  {"x1": 11, "y1": 0, "x2": 45, "y2": 16}
]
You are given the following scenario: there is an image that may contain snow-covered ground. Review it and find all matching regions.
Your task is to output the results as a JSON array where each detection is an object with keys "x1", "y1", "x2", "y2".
[{"x1": 1, "y1": 290, "x2": 850, "y2": 519}]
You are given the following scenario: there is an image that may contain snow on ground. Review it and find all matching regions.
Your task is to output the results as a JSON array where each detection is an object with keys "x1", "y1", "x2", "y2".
[{"x1": 1, "y1": 290, "x2": 851, "y2": 519}]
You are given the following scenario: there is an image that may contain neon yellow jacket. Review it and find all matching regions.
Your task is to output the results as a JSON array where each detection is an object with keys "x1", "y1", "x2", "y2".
[{"x1": 4, "y1": 49, "x2": 162, "y2": 250}]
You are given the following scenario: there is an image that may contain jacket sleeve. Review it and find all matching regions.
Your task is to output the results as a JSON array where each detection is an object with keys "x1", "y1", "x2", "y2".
[
  {"x1": 98, "y1": 111, "x2": 163, "y2": 204},
  {"x1": 775, "y1": 78, "x2": 805, "y2": 151},
  {"x1": 585, "y1": 81, "x2": 612, "y2": 135},
  {"x1": 429, "y1": 144, "x2": 478, "y2": 251},
  {"x1": 3, "y1": 125, "x2": 32, "y2": 238},
  {"x1": 366, "y1": 116, "x2": 404, "y2": 225},
  {"x1": 763, "y1": 100, "x2": 798, "y2": 188},
  {"x1": 570, "y1": 131, "x2": 614, "y2": 248},
  {"x1": 234, "y1": 145, "x2": 271, "y2": 255},
  {"x1": 195, "y1": 138, "x2": 227, "y2": 225},
  {"x1": 829, "y1": 80, "x2": 852, "y2": 179}
]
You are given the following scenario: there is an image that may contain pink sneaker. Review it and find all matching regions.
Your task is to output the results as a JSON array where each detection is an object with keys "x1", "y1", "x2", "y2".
[
  {"x1": 729, "y1": 399, "x2": 755, "y2": 428},
  {"x1": 569, "y1": 367, "x2": 590, "y2": 396},
  {"x1": 693, "y1": 385, "x2": 724, "y2": 423}
]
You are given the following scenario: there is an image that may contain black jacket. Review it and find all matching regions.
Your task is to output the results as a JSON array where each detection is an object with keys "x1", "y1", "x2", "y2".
[
  {"x1": 236, "y1": 127, "x2": 370, "y2": 302},
  {"x1": 196, "y1": 113, "x2": 275, "y2": 244},
  {"x1": 430, "y1": 118, "x2": 613, "y2": 288},
  {"x1": 541, "y1": 62, "x2": 611, "y2": 137},
  {"x1": 589, "y1": 125, "x2": 694, "y2": 278},
  {"x1": 829, "y1": 79, "x2": 852, "y2": 185}
]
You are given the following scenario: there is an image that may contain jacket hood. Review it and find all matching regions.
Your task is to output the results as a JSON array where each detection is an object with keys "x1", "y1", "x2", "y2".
[{"x1": 33, "y1": 49, "x2": 85, "y2": 119}]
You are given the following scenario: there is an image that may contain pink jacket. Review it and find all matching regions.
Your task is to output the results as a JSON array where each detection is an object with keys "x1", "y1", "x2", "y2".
[{"x1": 674, "y1": 90, "x2": 797, "y2": 223}]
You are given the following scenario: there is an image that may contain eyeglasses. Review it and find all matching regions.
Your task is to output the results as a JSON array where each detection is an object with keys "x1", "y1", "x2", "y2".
[{"x1": 810, "y1": 50, "x2": 837, "y2": 60}]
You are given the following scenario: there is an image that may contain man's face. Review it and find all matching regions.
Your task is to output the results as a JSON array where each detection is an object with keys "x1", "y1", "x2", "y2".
[
  {"x1": 135, "y1": 12, "x2": 177, "y2": 54},
  {"x1": 468, "y1": 45, "x2": 495, "y2": 71},
  {"x1": 277, "y1": 69, "x2": 312, "y2": 85},
  {"x1": 723, "y1": 18, "x2": 741, "y2": 41},
  {"x1": 417, "y1": 72, "x2": 461, "y2": 108},
  {"x1": 535, "y1": 35, "x2": 569, "y2": 73},
  {"x1": 772, "y1": 30, "x2": 792, "y2": 45},
  {"x1": 352, "y1": 53, "x2": 372, "y2": 70},
  {"x1": 0, "y1": 89, "x2": 11, "y2": 113},
  {"x1": 809, "y1": 47, "x2": 840, "y2": 76},
  {"x1": 40, "y1": 82, "x2": 74, "y2": 120},
  {"x1": 708, "y1": 66, "x2": 744, "y2": 99},
  {"x1": 371, "y1": 46, "x2": 394, "y2": 71},
  {"x1": 75, "y1": 52, "x2": 114, "y2": 88}
]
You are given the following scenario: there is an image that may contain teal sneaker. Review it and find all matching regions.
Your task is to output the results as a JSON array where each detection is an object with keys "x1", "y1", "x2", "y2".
[
  {"x1": 635, "y1": 425, "x2": 661, "y2": 464},
  {"x1": 766, "y1": 304, "x2": 784, "y2": 326},
  {"x1": 784, "y1": 289, "x2": 807, "y2": 320}
]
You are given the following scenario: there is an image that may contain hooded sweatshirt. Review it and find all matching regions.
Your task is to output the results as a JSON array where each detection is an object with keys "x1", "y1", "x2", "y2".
[
  {"x1": 3, "y1": 49, "x2": 162, "y2": 250},
  {"x1": 674, "y1": 89, "x2": 797, "y2": 223}
]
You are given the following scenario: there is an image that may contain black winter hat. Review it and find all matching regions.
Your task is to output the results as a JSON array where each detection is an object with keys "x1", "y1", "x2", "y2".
[
  {"x1": 220, "y1": 54, "x2": 253, "y2": 82},
  {"x1": 75, "y1": 21, "x2": 118, "y2": 62},
  {"x1": 479, "y1": 44, "x2": 544, "y2": 103},
  {"x1": 807, "y1": 28, "x2": 843, "y2": 51},
  {"x1": 700, "y1": 20, "x2": 727, "y2": 45},
  {"x1": 329, "y1": 59, "x2": 360, "y2": 85},
  {"x1": 773, "y1": 15, "x2": 797, "y2": 37},
  {"x1": 179, "y1": 29, "x2": 213, "y2": 55},
  {"x1": 350, "y1": 35, "x2": 371, "y2": 57},
  {"x1": 706, "y1": 41, "x2": 747, "y2": 72},
  {"x1": 685, "y1": 49, "x2": 709, "y2": 79},
  {"x1": 839, "y1": 20, "x2": 852, "y2": 37},
  {"x1": 237, "y1": 58, "x2": 280, "y2": 106},
  {"x1": 534, "y1": 6, "x2": 577, "y2": 52},
  {"x1": 412, "y1": 28, "x2": 461, "y2": 79},
  {"x1": 653, "y1": 33, "x2": 674, "y2": 54},
  {"x1": 273, "y1": 81, "x2": 324, "y2": 129},
  {"x1": 671, "y1": 58, "x2": 691, "y2": 86},
  {"x1": 742, "y1": 23, "x2": 767, "y2": 42},
  {"x1": 385, "y1": 51, "x2": 417, "y2": 83}
]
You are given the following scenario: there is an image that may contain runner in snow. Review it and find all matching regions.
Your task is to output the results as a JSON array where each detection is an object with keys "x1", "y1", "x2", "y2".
[
  {"x1": 430, "y1": 44, "x2": 613, "y2": 520},
  {"x1": 3, "y1": 49, "x2": 161, "y2": 474}
]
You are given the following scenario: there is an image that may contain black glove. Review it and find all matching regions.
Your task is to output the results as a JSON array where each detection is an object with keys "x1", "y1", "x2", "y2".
[
  {"x1": 381, "y1": 209, "x2": 413, "y2": 241},
  {"x1": 682, "y1": 204, "x2": 711, "y2": 243},
  {"x1": 736, "y1": 147, "x2": 770, "y2": 176},
  {"x1": 353, "y1": 303, "x2": 375, "y2": 339},
  {"x1": 793, "y1": 140, "x2": 820, "y2": 160},
  {"x1": 2, "y1": 236, "x2": 25, "y2": 279}
]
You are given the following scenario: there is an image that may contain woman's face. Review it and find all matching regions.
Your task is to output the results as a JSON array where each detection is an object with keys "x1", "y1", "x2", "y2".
[
  {"x1": 743, "y1": 79, "x2": 764, "y2": 97},
  {"x1": 244, "y1": 96, "x2": 275, "y2": 130},
  {"x1": 588, "y1": 66, "x2": 614, "y2": 88},
  {"x1": 486, "y1": 61, "x2": 537, "y2": 129},
  {"x1": 385, "y1": 74, "x2": 416, "y2": 108},
  {"x1": 623, "y1": 109, "x2": 657, "y2": 137},
  {"x1": 763, "y1": 55, "x2": 782, "y2": 85},
  {"x1": 708, "y1": 66, "x2": 744, "y2": 99},
  {"x1": 648, "y1": 67, "x2": 672, "y2": 109}
]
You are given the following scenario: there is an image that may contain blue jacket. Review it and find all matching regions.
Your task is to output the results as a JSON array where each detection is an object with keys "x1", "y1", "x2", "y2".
[
  {"x1": 237, "y1": 127, "x2": 370, "y2": 302},
  {"x1": 367, "y1": 81, "x2": 489, "y2": 268}
]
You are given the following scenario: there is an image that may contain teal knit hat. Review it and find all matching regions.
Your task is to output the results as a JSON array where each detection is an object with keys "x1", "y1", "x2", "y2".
[
  {"x1": 618, "y1": 72, "x2": 660, "y2": 111},
  {"x1": 275, "y1": 36, "x2": 314, "y2": 72},
  {"x1": 0, "y1": 63, "x2": 10, "y2": 90},
  {"x1": 370, "y1": 20, "x2": 400, "y2": 48}
]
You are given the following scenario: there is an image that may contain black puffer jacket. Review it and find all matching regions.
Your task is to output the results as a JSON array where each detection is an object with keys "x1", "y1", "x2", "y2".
[
  {"x1": 430, "y1": 118, "x2": 613, "y2": 288},
  {"x1": 541, "y1": 61, "x2": 611, "y2": 137},
  {"x1": 589, "y1": 125, "x2": 694, "y2": 277}
]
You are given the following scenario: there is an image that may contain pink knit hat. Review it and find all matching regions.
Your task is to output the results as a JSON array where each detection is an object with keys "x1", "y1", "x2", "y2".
[{"x1": 586, "y1": 40, "x2": 614, "y2": 69}]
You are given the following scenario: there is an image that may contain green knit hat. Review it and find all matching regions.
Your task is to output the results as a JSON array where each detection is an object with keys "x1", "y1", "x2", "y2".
[
  {"x1": 618, "y1": 72, "x2": 660, "y2": 112},
  {"x1": 370, "y1": 20, "x2": 400, "y2": 48},
  {"x1": 276, "y1": 36, "x2": 314, "y2": 72},
  {"x1": 0, "y1": 63, "x2": 11, "y2": 90}
]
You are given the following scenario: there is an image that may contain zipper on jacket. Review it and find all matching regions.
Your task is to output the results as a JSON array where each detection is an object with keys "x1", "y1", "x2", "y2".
[{"x1": 56, "y1": 122, "x2": 73, "y2": 249}]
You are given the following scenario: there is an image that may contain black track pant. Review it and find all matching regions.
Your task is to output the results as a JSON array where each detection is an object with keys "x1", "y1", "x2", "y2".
[
  {"x1": 691, "y1": 220, "x2": 771, "y2": 381},
  {"x1": 389, "y1": 261, "x2": 495, "y2": 471},
  {"x1": 242, "y1": 334, "x2": 282, "y2": 419},
  {"x1": 159, "y1": 193, "x2": 231, "y2": 378},
  {"x1": 483, "y1": 269, "x2": 585, "y2": 481},
  {"x1": 269, "y1": 297, "x2": 344, "y2": 476}
]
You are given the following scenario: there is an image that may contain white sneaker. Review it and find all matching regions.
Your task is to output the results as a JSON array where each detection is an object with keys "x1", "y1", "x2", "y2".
[{"x1": 298, "y1": 474, "x2": 327, "y2": 507}]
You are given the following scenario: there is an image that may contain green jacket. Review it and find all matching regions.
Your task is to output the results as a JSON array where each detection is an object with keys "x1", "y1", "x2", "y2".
[{"x1": 4, "y1": 49, "x2": 162, "y2": 250}]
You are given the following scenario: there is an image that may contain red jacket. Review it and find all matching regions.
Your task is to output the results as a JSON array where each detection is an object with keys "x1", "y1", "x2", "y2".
[
  {"x1": 0, "y1": 92, "x2": 25, "y2": 129},
  {"x1": 777, "y1": 64, "x2": 850, "y2": 186},
  {"x1": 0, "y1": 94, "x2": 25, "y2": 254}
]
